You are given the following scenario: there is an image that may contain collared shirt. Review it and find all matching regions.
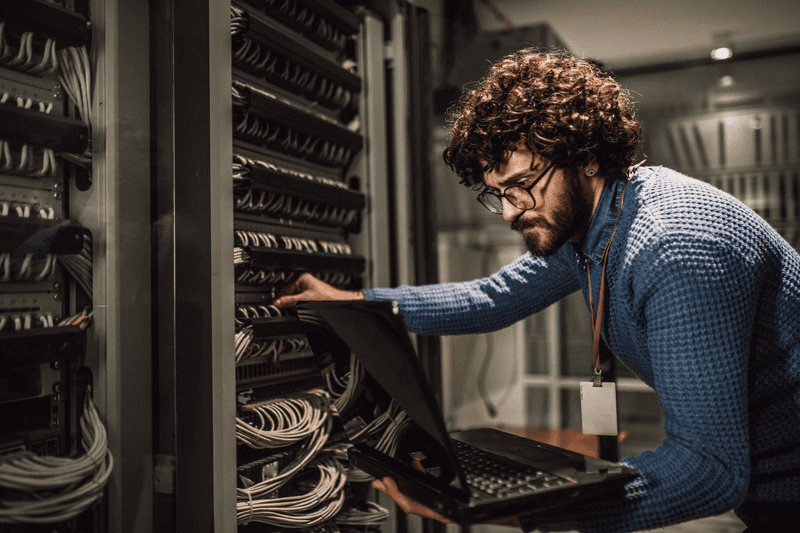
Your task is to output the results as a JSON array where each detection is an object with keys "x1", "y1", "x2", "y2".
[{"x1": 577, "y1": 175, "x2": 627, "y2": 266}]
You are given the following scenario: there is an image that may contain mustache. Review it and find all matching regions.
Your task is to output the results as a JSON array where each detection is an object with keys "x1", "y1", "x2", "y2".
[{"x1": 511, "y1": 215, "x2": 546, "y2": 232}]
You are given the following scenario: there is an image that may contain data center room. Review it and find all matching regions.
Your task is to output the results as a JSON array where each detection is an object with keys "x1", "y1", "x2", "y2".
[{"x1": 0, "y1": 1, "x2": 798, "y2": 533}]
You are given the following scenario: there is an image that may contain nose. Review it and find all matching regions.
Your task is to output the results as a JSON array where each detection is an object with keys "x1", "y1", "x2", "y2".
[{"x1": 501, "y1": 197, "x2": 525, "y2": 222}]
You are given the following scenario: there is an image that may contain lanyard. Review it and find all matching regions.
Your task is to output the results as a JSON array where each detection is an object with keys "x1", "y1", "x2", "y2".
[
  {"x1": 587, "y1": 248, "x2": 610, "y2": 385},
  {"x1": 585, "y1": 163, "x2": 642, "y2": 385}
]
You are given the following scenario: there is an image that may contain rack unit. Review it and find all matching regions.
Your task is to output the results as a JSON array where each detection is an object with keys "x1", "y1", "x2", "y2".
[{"x1": 152, "y1": 1, "x2": 435, "y2": 532}]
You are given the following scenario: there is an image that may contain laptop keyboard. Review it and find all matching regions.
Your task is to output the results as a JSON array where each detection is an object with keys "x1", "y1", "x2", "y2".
[{"x1": 450, "y1": 438, "x2": 574, "y2": 498}]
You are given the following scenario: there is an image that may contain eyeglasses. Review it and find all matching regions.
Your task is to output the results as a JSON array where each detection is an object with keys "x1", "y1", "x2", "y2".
[{"x1": 477, "y1": 162, "x2": 555, "y2": 214}]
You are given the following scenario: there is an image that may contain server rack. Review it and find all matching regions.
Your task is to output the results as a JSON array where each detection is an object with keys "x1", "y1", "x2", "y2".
[
  {"x1": 0, "y1": 0, "x2": 153, "y2": 531},
  {"x1": 151, "y1": 1, "x2": 434, "y2": 532}
]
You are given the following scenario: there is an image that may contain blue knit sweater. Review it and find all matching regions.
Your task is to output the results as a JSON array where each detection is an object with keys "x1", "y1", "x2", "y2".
[{"x1": 365, "y1": 167, "x2": 800, "y2": 532}]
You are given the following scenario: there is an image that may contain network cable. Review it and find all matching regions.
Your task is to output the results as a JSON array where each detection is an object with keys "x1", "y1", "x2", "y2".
[
  {"x1": 322, "y1": 353, "x2": 363, "y2": 415},
  {"x1": 237, "y1": 405, "x2": 332, "y2": 498},
  {"x1": 334, "y1": 501, "x2": 390, "y2": 526},
  {"x1": 0, "y1": 387, "x2": 113, "y2": 524},
  {"x1": 56, "y1": 45, "x2": 93, "y2": 171},
  {"x1": 325, "y1": 444, "x2": 372, "y2": 484},
  {"x1": 57, "y1": 232, "x2": 92, "y2": 299},
  {"x1": 237, "y1": 390, "x2": 330, "y2": 449},
  {"x1": 237, "y1": 453, "x2": 346, "y2": 527}
]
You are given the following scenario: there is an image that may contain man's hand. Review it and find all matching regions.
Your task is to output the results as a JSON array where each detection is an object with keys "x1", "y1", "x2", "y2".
[
  {"x1": 272, "y1": 273, "x2": 364, "y2": 309},
  {"x1": 372, "y1": 477, "x2": 521, "y2": 527},
  {"x1": 372, "y1": 477, "x2": 453, "y2": 524}
]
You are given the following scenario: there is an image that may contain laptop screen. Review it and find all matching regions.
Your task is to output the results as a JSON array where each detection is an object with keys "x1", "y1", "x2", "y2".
[{"x1": 297, "y1": 300, "x2": 467, "y2": 493}]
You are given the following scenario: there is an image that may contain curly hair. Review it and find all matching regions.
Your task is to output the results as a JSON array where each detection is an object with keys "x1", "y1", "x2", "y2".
[{"x1": 443, "y1": 49, "x2": 642, "y2": 187}]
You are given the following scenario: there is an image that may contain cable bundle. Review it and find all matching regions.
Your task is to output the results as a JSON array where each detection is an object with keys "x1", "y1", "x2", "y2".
[
  {"x1": 237, "y1": 453, "x2": 346, "y2": 527},
  {"x1": 233, "y1": 154, "x2": 349, "y2": 190},
  {"x1": 56, "y1": 45, "x2": 92, "y2": 169},
  {"x1": 234, "y1": 188, "x2": 358, "y2": 228},
  {"x1": 325, "y1": 444, "x2": 372, "y2": 484},
  {"x1": 0, "y1": 311, "x2": 55, "y2": 332},
  {"x1": 235, "y1": 230, "x2": 352, "y2": 256},
  {"x1": 373, "y1": 410, "x2": 412, "y2": 458},
  {"x1": 0, "y1": 93, "x2": 59, "y2": 177},
  {"x1": 57, "y1": 232, "x2": 92, "y2": 299},
  {"x1": 233, "y1": 153, "x2": 360, "y2": 228},
  {"x1": 322, "y1": 353, "x2": 363, "y2": 415},
  {"x1": 56, "y1": 46, "x2": 91, "y2": 128},
  {"x1": 235, "y1": 304, "x2": 309, "y2": 363},
  {"x1": 232, "y1": 88, "x2": 353, "y2": 168},
  {"x1": 233, "y1": 189, "x2": 355, "y2": 227},
  {"x1": 334, "y1": 501, "x2": 390, "y2": 526},
  {"x1": 237, "y1": 390, "x2": 330, "y2": 449},
  {"x1": 0, "y1": 388, "x2": 113, "y2": 524},
  {"x1": 348, "y1": 400, "x2": 412, "y2": 459},
  {"x1": 57, "y1": 307, "x2": 93, "y2": 328},
  {"x1": 244, "y1": 0, "x2": 349, "y2": 51},
  {"x1": 237, "y1": 392, "x2": 333, "y2": 501},
  {"x1": 0, "y1": 23, "x2": 59, "y2": 76},
  {"x1": 232, "y1": 33, "x2": 353, "y2": 111},
  {"x1": 0, "y1": 200, "x2": 58, "y2": 283},
  {"x1": 233, "y1": 231, "x2": 359, "y2": 289},
  {"x1": 231, "y1": 6, "x2": 248, "y2": 35}
]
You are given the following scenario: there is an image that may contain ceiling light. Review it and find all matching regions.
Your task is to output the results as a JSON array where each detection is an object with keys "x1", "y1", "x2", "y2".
[
  {"x1": 711, "y1": 31, "x2": 734, "y2": 61},
  {"x1": 711, "y1": 46, "x2": 733, "y2": 61}
]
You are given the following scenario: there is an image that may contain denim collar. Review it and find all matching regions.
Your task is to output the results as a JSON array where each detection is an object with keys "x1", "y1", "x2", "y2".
[{"x1": 577, "y1": 177, "x2": 628, "y2": 265}]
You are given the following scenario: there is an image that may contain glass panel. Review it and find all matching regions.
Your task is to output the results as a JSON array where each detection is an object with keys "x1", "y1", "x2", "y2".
[
  {"x1": 524, "y1": 386, "x2": 550, "y2": 429},
  {"x1": 618, "y1": 391, "x2": 667, "y2": 459},
  {"x1": 560, "y1": 386, "x2": 582, "y2": 431},
  {"x1": 560, "y1": 291, "x2": 593, "y2": 376},
  {"x1": 524, "y1": 311, "x2": 549, "y2": 375},
  {"x1": 561, "y1": 291, "x2": 640, "y2": 379}
]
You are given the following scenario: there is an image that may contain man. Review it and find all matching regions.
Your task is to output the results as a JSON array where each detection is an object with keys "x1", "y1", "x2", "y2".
[{"x1": 274, "y1": 50, "x2": 799, "y2": 532}]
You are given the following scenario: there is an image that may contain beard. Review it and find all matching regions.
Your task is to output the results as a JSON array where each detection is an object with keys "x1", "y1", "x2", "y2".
[{"x1": 511, "y1": 172, "x2": 594, "y2": 257}]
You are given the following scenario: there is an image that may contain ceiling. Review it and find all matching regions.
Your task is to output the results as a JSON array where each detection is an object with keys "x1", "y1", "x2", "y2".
[{"x1": 470, "y1": 0, "x2": 800, "y2": 69}]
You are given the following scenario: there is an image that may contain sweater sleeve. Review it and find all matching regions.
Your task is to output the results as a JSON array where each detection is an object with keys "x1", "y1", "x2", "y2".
[
  {"x1": 364, "y1": 246, "x2": 580, "y2": 335},
  {"x1": 525, "y1": 234, "x2": 758, "y2": 532}
]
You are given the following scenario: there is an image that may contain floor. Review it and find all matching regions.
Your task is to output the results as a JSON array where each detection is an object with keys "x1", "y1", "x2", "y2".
[
  {"x1": 451, "y1": 511, "x2": 744, "y2": 533},
  {"x1": 648, "y1": 511, "x2": 743, "y2": 532}
]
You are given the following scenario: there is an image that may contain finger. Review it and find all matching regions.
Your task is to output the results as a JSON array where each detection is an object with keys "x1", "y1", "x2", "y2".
[
  {"x1": 376, "y1": 477, "x2": 453, "y2": 524},
  {"x1": 276, "y1": 276, "x2": 304, "y2": 298},
  {"x1": 372, "y1": 477, "x2": 388, "y2": 494},
  {"x1": 272, "y1": 293, "x2": 301, "y2": 308}
]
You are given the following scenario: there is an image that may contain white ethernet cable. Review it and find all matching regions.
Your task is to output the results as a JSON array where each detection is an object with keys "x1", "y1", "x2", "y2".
[
  {"x1": 237, "y1": 453, "x2": 346, "y2": 528},
  {"x1": 237, "y1": 390, "x2": 330, "y2": 449},
  {"x1": 334, "y1": 501, "x2": 391, "y2": 526},
  {"x1": 56, "y1": 45, "x2": 92, "y2": 170},
  {"x1": 57, "y1": 233, "x2": 92, "y2": 300},
  {"x1": 237, "y1": 407, "x2": 332, "y2": 500},
  {"x1": 325, "y1": 444, "x2": 372, "y2": 484},
  {"x1": 322, "y1": 352, "x2": 363, "y2": 415},
  {"x1": 0, "y1": 387, "x2": 113, "y2": 524},
  {"x1": 57, "y1": 46, "x2": 91, "y2": 128}
]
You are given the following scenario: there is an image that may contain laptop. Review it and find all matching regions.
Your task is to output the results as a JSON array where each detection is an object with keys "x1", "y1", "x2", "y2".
[{"x1": 296, "y1": 300, "x2": 638, "y2": 525}]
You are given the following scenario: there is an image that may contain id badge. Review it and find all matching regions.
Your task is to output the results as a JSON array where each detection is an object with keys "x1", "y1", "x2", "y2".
[{"x1": 580, "y1": 381, "x2": 618, "y2": 436}]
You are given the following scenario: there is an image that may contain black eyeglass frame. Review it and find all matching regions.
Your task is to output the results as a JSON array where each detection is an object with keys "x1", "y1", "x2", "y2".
[{"x1": 476, "y1": 162, "x2": 555, "y2": 214}]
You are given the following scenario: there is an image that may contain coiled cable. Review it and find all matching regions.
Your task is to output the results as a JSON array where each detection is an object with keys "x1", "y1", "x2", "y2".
[{"x1": 0, "y1": 388, "x2": 113, "y2": 524}]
